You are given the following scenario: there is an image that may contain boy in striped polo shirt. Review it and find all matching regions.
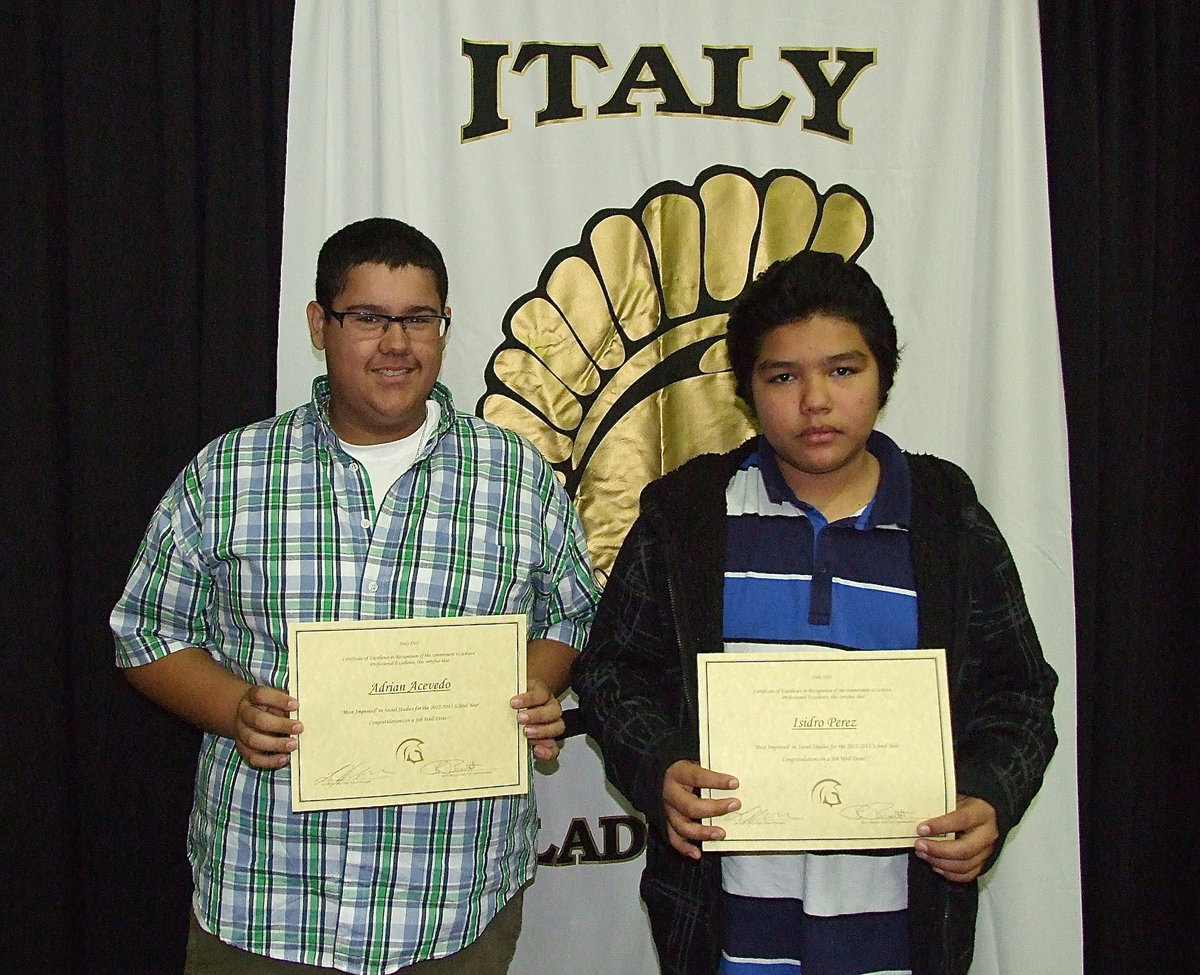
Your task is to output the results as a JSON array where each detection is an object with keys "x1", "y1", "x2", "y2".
[{"x1": 575, "y1": 250, "x2": 1057, "y2": 975}]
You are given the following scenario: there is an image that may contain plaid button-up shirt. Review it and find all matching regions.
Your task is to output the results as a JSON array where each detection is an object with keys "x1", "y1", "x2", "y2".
[{"x1": 112, "y1": 377, "x2": 598, "y2": 973}]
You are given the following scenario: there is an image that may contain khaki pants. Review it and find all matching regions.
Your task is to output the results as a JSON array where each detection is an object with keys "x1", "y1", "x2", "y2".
[{"x1": 185, "y1": 891, "x2": 524, "y2": 975}]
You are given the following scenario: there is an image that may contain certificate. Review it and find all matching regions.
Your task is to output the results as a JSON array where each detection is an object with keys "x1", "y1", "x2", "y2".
[
  {"x1": 698, "y1": 648, "x2": 955, "y2": 851},
  {"x1": 288, "y1": 615, "x2": 528, "y2": 812}
]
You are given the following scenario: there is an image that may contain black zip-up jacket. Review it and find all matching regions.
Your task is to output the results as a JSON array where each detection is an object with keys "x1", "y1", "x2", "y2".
[{"x1": 573, "y1": 441, "x2": 1058, "y2": 975}]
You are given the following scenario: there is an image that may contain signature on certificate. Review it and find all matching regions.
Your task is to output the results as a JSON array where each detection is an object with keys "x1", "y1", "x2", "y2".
[
  {"x1": 314, "y1": 763, "x2": 393, "y2": 787},
  {"x1": 723, "y1": 804, "x2": 802, "y2": 826},
  {"x1": 421, "y1": 758, "x2": 498, "y2": 777},
  {"x1": 838, "y1": 801, "x2": 914, "y2": 823}
]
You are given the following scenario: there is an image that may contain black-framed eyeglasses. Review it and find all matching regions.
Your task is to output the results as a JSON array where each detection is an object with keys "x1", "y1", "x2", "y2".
[{"x1": 324, "y1": 307, "x2": 450, "y2": 339}]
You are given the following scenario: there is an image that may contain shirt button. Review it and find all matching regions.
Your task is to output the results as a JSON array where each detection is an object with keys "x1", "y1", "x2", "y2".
[
  {"x1": 360, "y1": 517, "x2": 372, "y2": 529},
  {"x1": 366, "y1": 581, "x2": 379, "y2": 593},
  {"x1": 350, "y1": 463, "x2": 359, "y2": 472}
]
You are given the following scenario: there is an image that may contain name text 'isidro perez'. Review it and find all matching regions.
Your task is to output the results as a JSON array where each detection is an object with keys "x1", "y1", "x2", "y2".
[
  {"x1": 793, "y1": 716, "x2": 858, "y2": 729},
  {"x1": 462, "y1": 42, "x2": 876, "y2": 143}
]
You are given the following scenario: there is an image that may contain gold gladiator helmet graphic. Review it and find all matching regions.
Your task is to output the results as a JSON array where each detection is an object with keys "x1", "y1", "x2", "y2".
[{"x1": 479, "y1": 164, "x2": 873, "y2": 581}]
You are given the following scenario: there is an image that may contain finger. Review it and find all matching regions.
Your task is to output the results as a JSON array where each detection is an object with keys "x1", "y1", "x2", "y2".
[
  {"x1": 511, "y1": 682, "x2": 552, "y2": 710},
  {"x1": 520, "y1": 725, "x2": 566, "y2": 744},
  {"x1": 930, "y1": 863, "x2": 983, "y2": 882},
  {"x1": 516, "y1": 701, "x2": 562, "y2": 726},
  {"x1": 914, "y1": 830, "x2": 996, "y2": 882},
  {"x1": 670, "y1": 795, "x2": 742, "y2": 823},
  {"x1": 522, "y1": 718, "x2": 566, "y2": 740},
  {"x1": 531, "y1": 740, "x2": 561, "y2": 762},
  {"x1": 937, "y1": 850, "x2": 989, "y2": 875},
  {"x1": 666, "y1": 822, "x2": 703, "y2": 859},
  {"x1": 916, "y1": 835, "x2": 991, "y2": 864},
  {"x1": 920, "y1": 850, "x2": 989, "y2": 882},
  {"x1": 664, "y1": 781, "x2": 741, "y2": 823},
  {"x1": 238, "y1": 701, "x2": 303, "y2": 738},
  {"x1": 665, "y1": 760, "x2": 739, "y2": 792},
  {"x1": 237, "y1": 724, "x2": 299, "y2": 755},
  {"x1": 918, "y1": 830, "x2": 997, "y2": 863},
  {"x1": 665, "y1": 808, "x2": 727, "y2": 855},
  {"x1": 246, "y1": 686, "x2": 298, "y2": 714},
  {"x1": 920, "y1": 796, "x2": 994, "y2": 837},
  {"x1": 666, "y1": 804, "x2": 732, "y2": 838},
  {"x1": 235, "y1": 741, "x2": 293, "y2": 769},
  {"x1": 918, "y1": 809, "x2": 976, "y2": 837}
]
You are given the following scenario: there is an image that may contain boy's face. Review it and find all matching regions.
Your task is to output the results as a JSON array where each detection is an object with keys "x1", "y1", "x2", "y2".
[
  {"x1": 750, "y1": 313, "x2": 882, "y2": 493},
  {"x1": 306, "y1": 262, "x2": 448, "y2": 445}
]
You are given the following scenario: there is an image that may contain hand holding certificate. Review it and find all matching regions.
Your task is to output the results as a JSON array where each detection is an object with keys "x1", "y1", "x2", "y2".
[
  {"x1": 288, "y1": 615, "x2": 528, "y2": 812},
  {"x1": 698, "y1": 648, "x2": 955, "y2": 851}
]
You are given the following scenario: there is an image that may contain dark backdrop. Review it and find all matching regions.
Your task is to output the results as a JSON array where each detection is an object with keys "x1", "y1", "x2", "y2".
[
  {"x1": 1040, "y1": 5, "x2": 1200, "y2": 972},
  {"x1": 2, "y1": 2, "x2": 1195, "y2": 973}
]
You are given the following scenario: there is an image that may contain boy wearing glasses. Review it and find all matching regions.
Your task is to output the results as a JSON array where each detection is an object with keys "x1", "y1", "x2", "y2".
[{"x1": 112, "y1": 218, "x2": 597, "y2": 974}]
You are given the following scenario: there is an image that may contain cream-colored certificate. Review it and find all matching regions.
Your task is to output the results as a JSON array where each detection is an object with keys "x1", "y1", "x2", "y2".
[
  {"x1": 288, "y1": 615, "x2": 528, "y2": 812},
  {"x1": 698, "y1": 648, "x2": 955, "y2": 851}
]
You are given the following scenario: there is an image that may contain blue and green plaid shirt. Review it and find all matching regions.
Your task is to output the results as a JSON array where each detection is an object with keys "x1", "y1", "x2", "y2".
[{"x1": 112, "y1": 377, "x2": 598, "y2": 973}]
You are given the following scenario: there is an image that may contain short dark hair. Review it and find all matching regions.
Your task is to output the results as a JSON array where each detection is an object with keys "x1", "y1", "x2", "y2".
[
  {"x1": 314, "y1": 218, "x2": 449, "y2": 309},
  {"x1": 725, "y1": 250, "x2": 900, "y2": 409}
]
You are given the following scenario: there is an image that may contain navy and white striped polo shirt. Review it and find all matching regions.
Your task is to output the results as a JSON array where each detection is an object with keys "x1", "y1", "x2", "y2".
[
  {"x1": 720, "y1": 430, "x2": 917, "y2": 975},
  {"x1": 724, "y1": 430, "x2": 917, "y2": 650}
]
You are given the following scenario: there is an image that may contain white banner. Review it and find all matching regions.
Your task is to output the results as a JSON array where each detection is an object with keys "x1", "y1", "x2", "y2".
[{"x1": 279, "y1": 3, "x2": 1081, "y2": 972}]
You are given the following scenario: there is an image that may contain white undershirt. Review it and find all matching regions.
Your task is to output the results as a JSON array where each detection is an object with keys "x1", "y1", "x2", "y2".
[{"x1": 338, "y1": 401, "x2": 440, "y2": 517}]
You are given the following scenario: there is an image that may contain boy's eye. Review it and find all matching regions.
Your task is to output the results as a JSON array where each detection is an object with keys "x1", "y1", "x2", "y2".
[{"x1": 767, "y1": 372, "x2": 793, "y2": 383}]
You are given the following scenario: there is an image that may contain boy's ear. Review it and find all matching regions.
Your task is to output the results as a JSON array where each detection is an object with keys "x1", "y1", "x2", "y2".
[{"x1": 307, "y1": 301, "x2": 328, "y2": 351}]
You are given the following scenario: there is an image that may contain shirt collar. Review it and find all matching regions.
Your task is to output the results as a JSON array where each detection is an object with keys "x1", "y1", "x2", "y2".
[
  {"x1": 309, "y1": 375, "x2": 456, "y2": 450},
  {"x1": 755, "y1": 429, "x2": 912, "y2": 528}
]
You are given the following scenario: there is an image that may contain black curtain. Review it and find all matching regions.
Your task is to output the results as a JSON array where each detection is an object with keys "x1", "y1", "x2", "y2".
[
  {"x1": 1, "y1": 2, "x2": 1196, "y2": 973},
  {"x1": 1, "y1": 3, "x2": 292, "y2": 972},
  {"x1": 1040, "y1": 4, "x2": 1200, "y2": 973}
]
